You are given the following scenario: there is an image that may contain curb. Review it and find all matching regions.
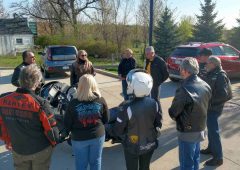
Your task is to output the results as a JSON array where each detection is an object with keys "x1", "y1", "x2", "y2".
[{"x1": 95, "y1": 68, "x2": 119, "y2": 79}]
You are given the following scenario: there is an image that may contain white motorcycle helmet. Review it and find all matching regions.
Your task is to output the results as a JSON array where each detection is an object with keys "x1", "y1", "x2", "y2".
[{"x1": 126, "y1": 69, "x2": 153, "y2": 98}]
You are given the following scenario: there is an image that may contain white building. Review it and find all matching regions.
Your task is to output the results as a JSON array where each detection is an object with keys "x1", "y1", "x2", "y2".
[{"x1": 0, "y1": 18, "x2": 34, "y2": 56}]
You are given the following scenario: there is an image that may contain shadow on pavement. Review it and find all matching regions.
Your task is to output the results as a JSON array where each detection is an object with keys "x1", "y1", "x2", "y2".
[
  {"x1": 45, "y1": 72, "x2": 70, "y2": 82},
  {"x1": 151, "y1": 126, "x2": 178, "y2": 162},
  {"x1": 220, "y1": 87, "x2": 240, "y2": 138},
  {"x1": 0, "y1": 142, "x2": 13, "y2": 170},
  {"x1": 160, "y1": 81, "x2": 179, "y2": 99},
  {"x1": 0, "y1": 74, "x2": 13, "y2": 85}
]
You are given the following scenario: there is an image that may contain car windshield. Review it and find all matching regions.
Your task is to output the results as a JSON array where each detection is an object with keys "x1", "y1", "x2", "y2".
[
  {"x1": 171, "y1": 47, "x2": 200, "y2": 57},
  {"x1": 51, "y1": 47, "x2": 77, "y2": 55}
]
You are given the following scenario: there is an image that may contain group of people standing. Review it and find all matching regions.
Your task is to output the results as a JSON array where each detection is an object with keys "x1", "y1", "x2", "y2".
[{"x1": 0, "y1": 45, "x2": 232, "y2": 170}]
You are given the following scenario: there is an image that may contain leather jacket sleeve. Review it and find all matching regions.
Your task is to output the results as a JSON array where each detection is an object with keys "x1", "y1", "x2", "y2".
[
  {"x1": 70, "y1": 64, "x2": 76, "y2": 86},
  {"x1": 154, "y1": 101, "x2": 162, "y2": 128},
  {"x1": 100, "y1": 97, "x2": 110, "y2": 124},
  {"x1": 169, "y1": 87, "x2": 190, "y2": 120},
  {"x1": 212, "y1": 72, "x2": 232, "y2": 105},
  {"x1": 39, "y1": 100, "x2": 60, "y2": 146},
  {"x1": 11, "y1": 66, "x2": 21, "y2": 87},
  {"x1": 111, "y1": 107, "x2": 128, "y2": 137}
]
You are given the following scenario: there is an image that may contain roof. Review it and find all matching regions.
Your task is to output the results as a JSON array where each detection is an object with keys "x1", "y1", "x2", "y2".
[
  {"x1": 178, "y1": 42, "x2": 226, "y2": 48},
  {"x1": 0, "y1": 18, "x2": 33, "y2": 35}
]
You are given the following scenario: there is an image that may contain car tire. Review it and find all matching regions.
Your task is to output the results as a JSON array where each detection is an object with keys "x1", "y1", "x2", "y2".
[{"x1": 169, "y1": 77, "x2": 180, "y2": 82}]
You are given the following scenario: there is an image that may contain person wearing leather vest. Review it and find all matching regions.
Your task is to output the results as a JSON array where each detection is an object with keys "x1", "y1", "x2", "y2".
[
  {"x1": 70, "y1": 50, "x2": 95, "y2": 87},
  {"x1": 169, "y1": 57, "x2": 212, "y2": 170},
  {"x1": 108, "y1": 69, "x2": 162, "y2": 170},
  {"x1": 0, "y1": 65, "x2": 60, "y2": 170},
  {"x1": 200, "y1": 56, "x2": 232, "y2": 167}
]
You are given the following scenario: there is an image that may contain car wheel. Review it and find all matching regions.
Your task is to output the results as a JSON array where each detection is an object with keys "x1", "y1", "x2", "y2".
[
  {"x1": 170, "y1": 77, "x2": 180, "y2": 82},
  {"x1": 44, "y1": 69, "x2": 50, "y2": 78}
]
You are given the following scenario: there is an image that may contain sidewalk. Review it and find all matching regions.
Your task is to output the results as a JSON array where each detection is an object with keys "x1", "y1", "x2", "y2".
[{"x1": 0, "y1": 69, "x2": 240, "y2": 170}]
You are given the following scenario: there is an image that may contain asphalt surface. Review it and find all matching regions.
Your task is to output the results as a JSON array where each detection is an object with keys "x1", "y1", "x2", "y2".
[{"x1": 0, "y1": 69, "x2": 240, "y2": 170}]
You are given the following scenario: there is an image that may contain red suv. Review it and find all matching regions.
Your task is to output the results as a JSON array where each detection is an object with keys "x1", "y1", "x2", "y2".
[{"x1": 167, "y1": 42, "x2": 240, "y2": 81}]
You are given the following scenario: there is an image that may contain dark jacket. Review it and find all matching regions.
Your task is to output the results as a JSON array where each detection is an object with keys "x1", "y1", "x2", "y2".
[
  {"x1": 118, "y1": 57, "x2": 136, "y2": 78},
  {"x1": 205, "y1": 67, "x2": 232, "y2": 113},
  {"x1": 198, "y1": 63, "x2": 207, "y2": 81},
  {"x1": 0, "y1": 88, "x2": 60, "y2": 155},
  {"x1": 145, "y1": 56, "x2": 169, "y2": 87},
  {"x1": 169, "y1": 75, "x2": 212, "y2": 132},
  {"x1": 11, "y1": 62, "x2": 29, "y2": 87},
  {"x1": 111, "y1": 97, "x2": 162, "y2": 155},
  {"x1": 64, "y1": 96, "x2": 109, "y2": 141},
  {"x1": 70, "y1": 60, "x2": 95, "y2": 86}
]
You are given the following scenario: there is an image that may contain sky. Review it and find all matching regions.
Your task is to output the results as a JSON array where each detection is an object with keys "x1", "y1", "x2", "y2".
[{"x1": 3, "y1": 0, "x2": 240, "y2": 29}]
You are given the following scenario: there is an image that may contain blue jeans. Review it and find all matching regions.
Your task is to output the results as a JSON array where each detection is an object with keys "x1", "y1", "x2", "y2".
[
  {"x1": 122, "y1": 80, "x2": 129, "y2": 100},
  {"x1": 72, "y1": 135, "x2": 105, "y2": 170},
  {"x1": 207, "y1": 111, "x2": 223, "y2": 159},
  {"x1": 178, "y1": 139, "x2": 200, "y2": 170}
]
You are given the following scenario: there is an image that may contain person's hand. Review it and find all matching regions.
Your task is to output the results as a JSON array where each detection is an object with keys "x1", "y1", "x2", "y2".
[
  {"x1": 5, "y1": 143, "x2": 12, "y2": 151},
  {"x1": 118, "y1": 75, "x2": 122, "y2": 80}
]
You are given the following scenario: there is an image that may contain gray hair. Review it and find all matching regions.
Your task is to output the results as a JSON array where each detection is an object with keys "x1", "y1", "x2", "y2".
[
  {"x1": 208, "y1": 56, "x2": 221, "y2": 67},
  {"x1": 180, "y1": 57, "x2": 199, "y2": 75},
  {"x1": 145, "y1": 46, "x2": 155, "y2": 53},
  {"x1": 19, "y1": 64, "x2": 42, "y2": 89}
]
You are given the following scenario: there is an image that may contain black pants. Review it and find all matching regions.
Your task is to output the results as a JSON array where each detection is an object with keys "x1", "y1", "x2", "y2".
[
  {"x1": 124, "y1": 149, "x2": 154, "y2": 170},
  {"x1": 151, "y1": 85, "x2": 162, "y2": 113}
]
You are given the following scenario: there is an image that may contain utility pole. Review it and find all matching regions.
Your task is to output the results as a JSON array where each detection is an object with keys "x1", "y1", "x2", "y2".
[{"x1": 149, "y1": 0, "x2": 154, "y2": 46}]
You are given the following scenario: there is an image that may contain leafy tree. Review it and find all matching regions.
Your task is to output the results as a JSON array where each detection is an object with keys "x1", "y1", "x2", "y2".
[
  {"x1": 193, "y1": 0, "x2": 224, "y2": 42},
  {"x1": 229, "y1": 16, "x2": 240, "y2": 50},
  {"x1": 178, "y1": 16, "x2": 194, "y2": 43},
  {"x1": 154, "y1": 6, "x2": 180, "y2": 59}
]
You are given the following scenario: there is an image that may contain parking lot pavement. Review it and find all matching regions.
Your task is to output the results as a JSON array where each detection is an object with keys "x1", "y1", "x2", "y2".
[{"x1": 0, "y1": 69, "x2": 240, "y2": 170}]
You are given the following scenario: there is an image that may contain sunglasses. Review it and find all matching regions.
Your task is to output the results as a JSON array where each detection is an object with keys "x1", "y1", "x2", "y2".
[{"x1": 80, "y1": 54, "x2": 87, "y2": 57}]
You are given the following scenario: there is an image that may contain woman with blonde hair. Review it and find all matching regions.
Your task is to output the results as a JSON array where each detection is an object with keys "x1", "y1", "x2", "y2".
[
  {"x1": 64, "y1": 74, "x2": 109, "y2": 170},
  {"x1": 70, "y1": 50, "x2": 95, "y2": 86}
]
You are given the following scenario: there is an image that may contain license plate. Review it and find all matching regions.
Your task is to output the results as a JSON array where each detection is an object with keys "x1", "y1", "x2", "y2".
[
  {"x1": 63, "y1": 66, "x2": 69, "y2": 70},
  {"x1": 175, "y1": 60, "x2": 182, "y2": 64}
]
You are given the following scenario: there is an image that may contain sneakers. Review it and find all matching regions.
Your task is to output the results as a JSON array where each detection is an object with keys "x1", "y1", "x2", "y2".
[
  {"x1": 200, "y1": 148, "x2": 212, "y2": 155},
  {"x1": 205, "y1": 158, "x2": 223, "y2": 166}
]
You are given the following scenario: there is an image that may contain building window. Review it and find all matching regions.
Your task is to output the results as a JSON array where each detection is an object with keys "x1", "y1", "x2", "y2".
[{"x1": 16, "y1": 38, "x2": 23, "y2": 44}]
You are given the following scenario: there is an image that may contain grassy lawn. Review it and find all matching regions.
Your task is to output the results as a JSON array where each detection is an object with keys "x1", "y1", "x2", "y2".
[
  {"x1": 0, "y1": 46, "x2": 145, "y2": 69},
  {"x1": 0, "y1": 54, "x2": 42, "y2": 67}
]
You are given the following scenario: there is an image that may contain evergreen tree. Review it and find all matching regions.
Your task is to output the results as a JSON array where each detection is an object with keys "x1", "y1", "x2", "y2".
[
  {"x1": 229, "y1": 17, "x2": 240, "y2": 50},
  {"x1": 154, "y1": 6, "x2": 180, "y2": 59},
  {"x1": 193, "y1": 0, "x2": 224, "y2": 42},
  {"x1": 178, "y1": 16, "x2": 194, "y2": 43}
]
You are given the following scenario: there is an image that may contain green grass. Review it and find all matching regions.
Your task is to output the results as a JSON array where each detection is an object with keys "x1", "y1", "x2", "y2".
[
  {"x1": 104, "y1": 67, "x2": 118, "y2": 74},
  {"x1": 0, "y1": 45, "x2": 145, "y2": 68},
  {"x1": 0, "y1": 54, "x2": 42, "y2": 67}
]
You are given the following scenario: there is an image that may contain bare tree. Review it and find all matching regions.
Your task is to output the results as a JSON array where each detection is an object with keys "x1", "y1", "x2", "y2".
[
  {"x1": 93, "y1": 0, "x2": 112, "y2": 46},
  {"x1": 11, "y1": 0, "x2": 100, "y2": 34},
  {"x1": 0, "y1": 0, "x2": 8, "y2": 18},
  {"x1": 111, "y1": 0, "x2": 134, "y2": 54},
  {"x1": 137, "y1": 0, "x2": 163, "y2": 48}
]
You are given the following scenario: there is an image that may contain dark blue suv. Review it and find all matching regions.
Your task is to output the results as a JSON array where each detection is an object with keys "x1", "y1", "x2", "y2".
[{"x1": 39, "y1": 45, "x2": 77, "y2": 78}]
